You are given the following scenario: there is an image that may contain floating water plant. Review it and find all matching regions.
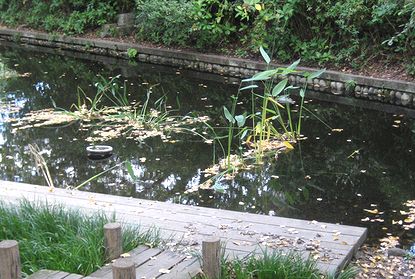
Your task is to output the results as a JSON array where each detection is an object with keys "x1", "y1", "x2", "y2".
[
  {"x1": 8, "y1": 75, "x2": 210, "y2": 143},
  {"x1": 192, "y1": 47, "x2": 325, "y2": 192}
]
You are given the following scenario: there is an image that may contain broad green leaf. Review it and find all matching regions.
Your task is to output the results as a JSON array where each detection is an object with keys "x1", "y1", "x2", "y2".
[
  {"x1": 300, "y1": 88, "x2": 306, "y2": 98},
  {"x1": 223, "y1": 106, "x2": 235, "y2": 123},
  {"x1": 240, "y1": 84, "x2": 258, "y2": 91},
  {"x1": 271, "y1": 79, "x2": 288, "y2": 96},
  {"x1": 235, "y1": 114, "x2": 246, "y2": 127},
  {"x1": 287, "y1": 59, "x2": 301, "y2": 71},
  {"x1": 125, "y1": 161, "x2": 138, "y2": 181},
  {"x1": 260, "y1": 46, "x2": 271, "y2": 64},
  {"x1": 242, "y1": 69, "x2": 276, "y2": 82},
  {"x1": 307, "y1": 68, "x2": 326, "y2": 81}
]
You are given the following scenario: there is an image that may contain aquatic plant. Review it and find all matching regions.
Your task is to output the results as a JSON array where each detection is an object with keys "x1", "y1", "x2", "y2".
[
  {"x1": 9, "y1": 75, "x2": 210, "y2": 143},
  {"x1": 206, "y1": 47, "x2": 324, "y2": 179}
]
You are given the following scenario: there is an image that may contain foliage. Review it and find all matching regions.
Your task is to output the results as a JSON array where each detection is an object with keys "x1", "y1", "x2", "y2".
[
  {"x1": 0, "y1": 200, "x2": 158, "y2": 276},
  {"x1": 135, "y1": 0, "x2": 193, "y2": 46},
  {"x1": 137, "y1": 0, "x2": 414, "y2": 74},
  {"x1": 127, "y1": 48, "x2": 138, "y2": 59},
  {"x1": 217, "y1": 250, "x2": 358, "y2": 279},
  {"x1": 221, "y1": 47, "x2": 324, "y2": 167},
  {"x1": 1, "y1": 0, "x2": 413, "y2": 73},
  {"x1": 0, "y1": 0, "x2": 126, "y2": 34}
]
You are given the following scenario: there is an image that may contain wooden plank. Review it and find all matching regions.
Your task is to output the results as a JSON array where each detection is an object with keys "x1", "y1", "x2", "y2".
[
  {"x1": 27, "y1": 270, "x2": 59, "y2": 279},
  {"x1": 62, "y1": 274, "x2": 83, "y2": 279},
  {"x1": 92, "y1": 247, "x2": 163, "y2": 278},
  {"x1": 0, "y1": 181, "x2": 367, "y2": 274},
  {"x1": 47, "y1": 271, "x2": 70, "y2": 279},
  {"x1": 0, "y1": 188, "x2": 364, "y2": 249},
  {"x1": 159, "y1": 258, "x2": 201, "y2": 279},
  {"x1": 134, "y1": 250, "x2": 187, "y2": 279},
  {"x1": 0, "y1": 181, "x2": 366, "y2": 236},
  {"x1": 0, "y1": 191, "x2": 351, "y2": 269}
]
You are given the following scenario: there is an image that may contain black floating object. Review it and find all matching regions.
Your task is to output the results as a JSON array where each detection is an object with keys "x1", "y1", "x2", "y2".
[{"x1": 86, "y1": 145, "x2": 113, "y2": 160}]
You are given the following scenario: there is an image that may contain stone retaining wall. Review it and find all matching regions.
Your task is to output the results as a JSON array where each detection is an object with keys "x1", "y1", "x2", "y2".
[{"x1": 0, "y1": 28, "x2": 414, "y2": 108}]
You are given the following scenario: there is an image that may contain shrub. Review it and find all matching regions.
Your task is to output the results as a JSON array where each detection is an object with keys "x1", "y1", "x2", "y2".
[
  {"x1": 0, "y1": 0, "x2": 123, "y2": 34},
  {"x1": 135, "y1": 0, "x2": 193, "y2": 46}
]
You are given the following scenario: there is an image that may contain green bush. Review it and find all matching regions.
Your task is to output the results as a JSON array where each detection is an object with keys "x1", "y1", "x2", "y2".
[
  {"x1": 0, "y1": 0, "x2": 126, "y2": 34},
  {"x1": 0, "y1": 0, "x2": 414, "y2": 75},
  {"x1": 135, "y1": 0, "x2": 193, "y2": 46}
]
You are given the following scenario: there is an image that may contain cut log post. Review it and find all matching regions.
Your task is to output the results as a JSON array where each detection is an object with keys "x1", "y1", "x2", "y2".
[
  {"x1": 104, "y1": 223, "x2": 122, "y2": 261},
  {"x1": 202, "y1": 237, "x2": 221, "y2": 279},
  {"x1": 0, "y1": 240, "x2": 21, "y2": 279},
  {"x1": 112, "y1": 258, "x2": 136, "y2": 279}
]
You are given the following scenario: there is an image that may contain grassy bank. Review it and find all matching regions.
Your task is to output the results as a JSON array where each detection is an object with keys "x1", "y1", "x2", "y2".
[
  {"x1": 217, "y1": 251, "x2": 357, "y2": 279},
  {"x1": 0, "y1": 1, "x2": 413, "y2": 77},
  {"x1": 0, "y1": 200, "x2": 159, "y2": 276}
]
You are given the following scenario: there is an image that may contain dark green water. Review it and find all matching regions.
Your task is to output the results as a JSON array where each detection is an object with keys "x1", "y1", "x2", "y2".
[{"x1": 0, "y1": 44, "x2": 414, "y2": 244}]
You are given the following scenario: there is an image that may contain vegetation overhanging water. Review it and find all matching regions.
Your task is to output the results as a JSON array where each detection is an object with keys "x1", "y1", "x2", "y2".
[{"x1": 0, "y1": 44, "x2": 414, "y2": 246}]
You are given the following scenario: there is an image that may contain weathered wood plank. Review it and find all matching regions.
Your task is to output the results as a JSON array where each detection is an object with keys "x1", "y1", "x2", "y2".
[
  {"x1": 0, "y1": 181, "x2": 367, "y2": 275},
  {"x1": 0, "y1": 181, "x2": 365, "y2": 236},
  {"x1": 159, "y1": 258, "x2": 202, "y2": 279},
  {"x1": 91, "y1": 247, "x2": 163, "y2": 278},
  {"x1": 0, "y1": 188, "x2": 364, "y2": 249},
  {"x1": 27, "y1": 270, "x2": 59, "y2": 279},
  {"x1": 62, "y1": 274, "x2": 83, "y2": 279},
  {"x1": 133, "y1": 250, "x2": 187, "y2": 279}
]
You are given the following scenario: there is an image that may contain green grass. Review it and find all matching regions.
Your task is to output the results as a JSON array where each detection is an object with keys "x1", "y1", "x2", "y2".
[
  {"x1": 0, "y1": 200, "x2": 160, "y2": 276},
  {"x1": 215, "y1": 250, "x2": 357, "y2": 279}
]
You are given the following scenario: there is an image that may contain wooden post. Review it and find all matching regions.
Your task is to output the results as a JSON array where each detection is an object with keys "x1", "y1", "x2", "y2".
[
  {"x1": 104, "y1": 223, "x2": 122, "y2": 261},
  {"x1": 202, "y1": 237, "x2": 221, "y2": 279},
  {"x1": 0, "y1": 240, "x2": 21, "y2": 279},
  {"x1": 112, "y1": 258, "x2": 136, "y2": 279}
]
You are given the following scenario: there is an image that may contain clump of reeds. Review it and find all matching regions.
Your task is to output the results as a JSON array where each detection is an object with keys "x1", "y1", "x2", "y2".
[{"x1": 0, "y1": 200, "x2": 160, "y2": 276}]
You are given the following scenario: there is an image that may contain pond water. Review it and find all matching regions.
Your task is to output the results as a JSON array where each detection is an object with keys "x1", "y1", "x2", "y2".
[{"x1": 0, "y1": 43, "x2": 414, "y2": 245}]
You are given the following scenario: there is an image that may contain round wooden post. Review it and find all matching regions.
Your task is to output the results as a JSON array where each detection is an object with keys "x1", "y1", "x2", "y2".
[
  {"x1": 104, "y1": 223, "x2": 122, "y2": 261},
  {"x1": 202, "y1": 237, "x2": 221, "y2": 279},
  {"x1": 112, "y1": 258, "x2": 136, "y2": 279},
  {"x1": 0, "y1": 240, "x2": 21, "y2": 279}
]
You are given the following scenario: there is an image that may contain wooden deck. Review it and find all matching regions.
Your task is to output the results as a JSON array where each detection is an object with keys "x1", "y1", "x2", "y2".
[
  {"x1": 27, "y1": 245, "x2": 201, "y2": 279},
  {"x1": 0, "y1": 180, "x2": 367, "y2": 275}
]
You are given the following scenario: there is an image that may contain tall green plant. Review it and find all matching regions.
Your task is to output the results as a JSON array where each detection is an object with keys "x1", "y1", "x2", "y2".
[{"x1": 221, "y1": 47, "x2": 324, "y2": 167}]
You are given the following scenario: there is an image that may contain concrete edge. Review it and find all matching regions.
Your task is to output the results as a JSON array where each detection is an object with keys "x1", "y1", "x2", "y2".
[{"x1": 0, "y1": 27, "x2": 414, "y2": 108}]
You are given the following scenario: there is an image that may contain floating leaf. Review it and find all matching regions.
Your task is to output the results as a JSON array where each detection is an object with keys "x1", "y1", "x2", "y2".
[
  {"x1": 364, "y1": 209, "x2": 379, "y2": 214},
  {"x1": 283, "y1": 141, "x2": 294, "y2": 149},
  {"x1": 404, "y1": 217, "x2": 414, "y2": 223}
]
